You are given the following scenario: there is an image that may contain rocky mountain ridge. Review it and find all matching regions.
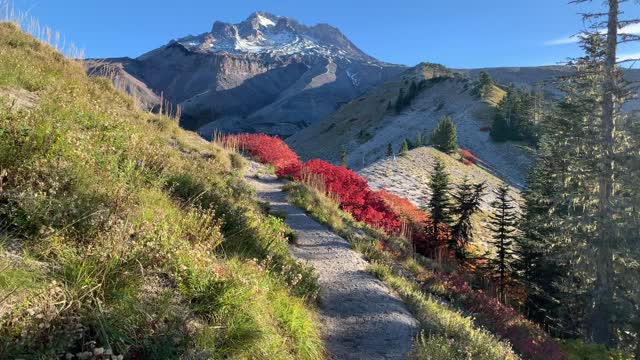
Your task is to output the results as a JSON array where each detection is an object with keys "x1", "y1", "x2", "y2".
[{"x1": 87, "y1": 12, "x2": 405, "y2": 137}]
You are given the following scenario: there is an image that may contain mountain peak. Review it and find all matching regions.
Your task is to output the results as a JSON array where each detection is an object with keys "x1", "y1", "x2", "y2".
[
  {"x1": 177, "y1": 12, "x2": 374, "y2": 61},
  {"x1": 244, "y1": 11, "x2": 278, "y2": 28}
]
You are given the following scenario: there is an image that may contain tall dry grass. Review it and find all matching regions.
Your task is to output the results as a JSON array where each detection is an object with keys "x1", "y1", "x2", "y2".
[{"x1": 0, "y1": 0, "x2": 85, "y2": 59}]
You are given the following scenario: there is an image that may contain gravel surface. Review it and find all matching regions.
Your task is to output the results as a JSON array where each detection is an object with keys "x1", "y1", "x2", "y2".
[{"x1": 247, "y1": 174, "x2": 419, "y2": 359}]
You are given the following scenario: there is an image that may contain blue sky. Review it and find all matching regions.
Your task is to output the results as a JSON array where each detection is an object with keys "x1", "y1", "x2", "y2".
[{"x1": 8, "y1": 0, "x2": 640, "y2": 68}]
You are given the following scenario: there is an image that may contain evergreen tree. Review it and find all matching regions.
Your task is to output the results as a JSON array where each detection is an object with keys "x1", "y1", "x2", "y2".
[
  {"x1": 386, "y1": 143, "x2": 393, "y2": 157},
  {"x1": 477, "y1": 71, "x2": 494, "y2": 98},
  {"x1": 521, "y1": 9, "x2": 640, "y2": 346},
  {"x1": 408, "y1": 81, "x2": 418, "y2": 104},
  {"x1": 451, "y1": 177, "x2": 486, "y2": 261},
  {"x1": 516, "y1": 147, "x2": 566, "y2": 327},
  {"x1": 398, "y1": 139, "x2": 410, "y2": 157},
  {"x1": 431, "y1": 116, "x2": 458, "y2": 153},
  {"x1": 395, "y1": 88, "x2": 405, "y2": 113},
  {"x1": 487, "y1": 184, "x2": 518, "y2": 302},
  {"x1": 428, "y1": 160, "x2": 453, "y2": 242},
  {"x1": 415, "y1": 132, "x2": 423, "y2": 148},
  {"x1": 341, "y1": 146, "x2": 347, "y2": 167},
  {"x1": 518, "y1": 34, "x2": 608, "y2": 338},
  {"x1": 491, "y1": 85, "x2": 538, "y2": 143}
]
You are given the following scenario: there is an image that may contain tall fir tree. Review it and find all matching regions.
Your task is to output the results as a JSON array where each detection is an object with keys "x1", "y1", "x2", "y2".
[
  {"x1": 431, "y1": 116, "x2": 458, "y2": 153},
  {"x1": 450, "y1": 177, "x2": 486, "y2": 261},
  {"x1": 487, "y1": 184, "x2": 518, "y2": 302},
  {"x1": 521, "y1": 2, "x2": 640, "y2": 348},
  {"x1": 428, "y1": 159, "x2": 453, "y2": 242},
  {"x1": 386, "y1": 143, "x2": 393, "y2": 157},
  {"x1": 516, "y1": 145, "x2": 567, "y2": 330},
  {"x1": 520, "y1": 32, "x2": 607, "y2": 339}
]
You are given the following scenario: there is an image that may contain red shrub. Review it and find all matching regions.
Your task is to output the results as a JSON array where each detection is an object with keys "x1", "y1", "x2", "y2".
[
  {"x1": 224, "y1": 134, "x2": 301, "y2": 177},
  {"x1": 378, "y1": 190, "x2": 429, "y2": 225},
  {"x1": 298, "y1": 160, "x2": 401, "y2": 233},
  {"x1": 376, "y1": 190, "x2": 458, "y2": 260},
  {"x1": 480, "y1": 126, "x2": 491, "y2": 132},
  {"x1": 439, "y1": 274, "x2": 565, "y2": 360},
  {"x1": 459, "y1": 149, "x2": 481, "y2": 166}
]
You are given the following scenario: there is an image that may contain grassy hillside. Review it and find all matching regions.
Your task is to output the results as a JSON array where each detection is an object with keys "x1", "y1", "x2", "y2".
[{"x1": 0, "y1": 23, "x2": 323, "y2": 359}]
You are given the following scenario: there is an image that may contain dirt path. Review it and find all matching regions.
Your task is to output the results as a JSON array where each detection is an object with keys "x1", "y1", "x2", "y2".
[{"x1": 247, "y1": 173, "x2": 419, "y2": 359}]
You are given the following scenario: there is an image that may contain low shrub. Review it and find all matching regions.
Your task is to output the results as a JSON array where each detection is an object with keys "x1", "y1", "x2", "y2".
[
  {"x1": 369, "y1": 263, "x2": 519, "y2": 360},
  {"x1": 459, "y1": 149, "x2": 480, "y2": 165},
  {"x1": 222, "y1": 134, "x2": 301, "y2": 178},
  {"x1": 296, "y1": 160, "x2": 401, "y2": 233},
  {"x1": 442, "y1": 274, "x2": 565, "y2": 360}
]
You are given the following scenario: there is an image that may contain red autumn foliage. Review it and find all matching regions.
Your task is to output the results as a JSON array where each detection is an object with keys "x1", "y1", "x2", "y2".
[
  {"x1": 223, "y1": 134, "x2": 302, "y2": 177},
  {"x1": 441, "y1": 274, "x2": 565, "y2": 360},
  {"x1": 378, "y1": 190, "x2": 429, "y2": 225},
  {"x1": 479, "y1": 126, "x2": 492, "y2": 132},
  {"x1": 298, "y1": 160, "x2": 401, "y2": 233},
  {"x1": 459, "y1": 149, "x2": 480, "y2": 165},
  {"x1": 377, "y1": 190, "x2": 454, "y2": 258}
]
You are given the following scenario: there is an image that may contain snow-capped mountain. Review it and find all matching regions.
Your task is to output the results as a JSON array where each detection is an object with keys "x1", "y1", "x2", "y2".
[
  {"x1": 177, "y1": 12, "x2": 374, "y2": 61},
  {"x1": 88, "y1": 12, "x2": 405, "y2": 136}
]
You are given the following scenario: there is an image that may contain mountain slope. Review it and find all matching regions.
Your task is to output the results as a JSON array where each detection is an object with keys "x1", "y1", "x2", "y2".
[
  {"x1": 287, "y1": 63, "x2": 532, "y2": 186},
  {"x1": 88, "y1": 12, "x2": 405, "y2": 137},
  {"x1": 0, "y1": 22, "x2": 323, "y2": 359},
  {"x1": 361, "y1": 146, "x2": 521, "y2": 252}
]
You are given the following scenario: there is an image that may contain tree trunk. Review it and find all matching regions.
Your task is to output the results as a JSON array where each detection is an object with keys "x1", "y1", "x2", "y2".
[{"x1": 589, "y1": 0, "x2": 618, "y2": 347}]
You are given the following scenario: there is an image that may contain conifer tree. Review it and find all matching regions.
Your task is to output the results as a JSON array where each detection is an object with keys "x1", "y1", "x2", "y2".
[
  {"x1": 518, "y1": 33, "x2": 608, "y2": 338},
  {"x1": 428, "y1": 160, "x2": 452, "y2": 242},
  {"x1": 477, "y1": 71, "x2": 494, "y2": 97},
  {"x1": 386, "y1": 143, "x2": 393, "y2": 157},
  {"x1": 451, "y1": 177, "x2": 486, "y2": 260},
  {"x1": 431, "y1": 116, "x2": 458, "y2": 153},
  {"x1": 520, "y1": 4, "x2": 640, "y2": 345},
  {"x1": 398, "y1": 139, "x2": 409, "y2": 157},
  {"x1": 395, "y1": 88, "x2": 405, "y2": 113},
  {"x1": 516, "y1": 147, "x2": 566, "y2": 325},
  {"x1": 487, "y1": 184, "x2": 518, "y2": 302},
  {"x1": 415, "y1": 132, "x2": 423, "y2": 148}
]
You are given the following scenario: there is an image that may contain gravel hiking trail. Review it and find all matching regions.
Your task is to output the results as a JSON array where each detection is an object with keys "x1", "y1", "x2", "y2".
[{"x1": 246, "y1": 169, "x2": 419, "y2": 360}]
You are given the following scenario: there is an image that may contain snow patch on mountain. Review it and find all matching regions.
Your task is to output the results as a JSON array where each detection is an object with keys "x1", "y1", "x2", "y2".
[
  {"x1": 174, "y1": 12, "x2": 376, "y2": 61},
  {"x1": 256, "y1": 14, "x2": 275, "y2": 27}
]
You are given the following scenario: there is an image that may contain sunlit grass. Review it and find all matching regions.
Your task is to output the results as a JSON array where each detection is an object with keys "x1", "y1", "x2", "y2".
[{"x1": 0, "y1": 22, "x2": 323, "y2": 359}]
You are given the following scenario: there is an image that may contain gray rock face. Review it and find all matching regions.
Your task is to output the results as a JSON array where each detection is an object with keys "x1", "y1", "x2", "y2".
[{"x1": 87, "y1": 12, "x2": 405, "y2": 137}]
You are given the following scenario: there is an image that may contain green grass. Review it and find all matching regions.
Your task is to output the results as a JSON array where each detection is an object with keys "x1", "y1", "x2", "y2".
[
  {"x1": 0, "y1": 23, "x2": 323, "y2": 359},
  {"x1": 368, "y1": 263, "x2": 517, "y2": 360},
  {"x1": 284, "y1": 180, "x2": 519, "y2": 359}
]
